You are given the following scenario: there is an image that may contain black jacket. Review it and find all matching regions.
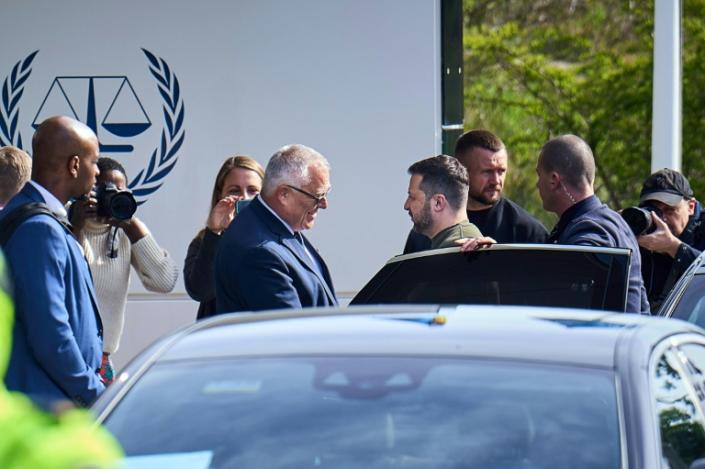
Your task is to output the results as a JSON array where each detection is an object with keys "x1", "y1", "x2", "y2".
[
  {"x1": 183, "y1": 229, "x2": 220, "y2": 319},
  {"x1": 642, "y1": 201, "x2": 705, "y2": 310}
]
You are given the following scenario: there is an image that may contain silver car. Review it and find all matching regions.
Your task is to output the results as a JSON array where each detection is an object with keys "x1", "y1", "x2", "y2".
[{"x1": 94, "y1": 306, "x2": 705, "y2": 468}]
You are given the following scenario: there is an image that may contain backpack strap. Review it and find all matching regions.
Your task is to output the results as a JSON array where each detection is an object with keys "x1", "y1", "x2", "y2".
[{"x1": 0, "y1": 203, "x2": 71, "y2": 247}]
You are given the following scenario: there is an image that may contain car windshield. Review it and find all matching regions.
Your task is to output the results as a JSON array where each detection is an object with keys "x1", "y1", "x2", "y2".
[
  {"x1": 106, "y1": 357, "x2": 620, "y2": 468},
  {"x1": 670, "y1": 275, "x2": 705, "y2": 328}
]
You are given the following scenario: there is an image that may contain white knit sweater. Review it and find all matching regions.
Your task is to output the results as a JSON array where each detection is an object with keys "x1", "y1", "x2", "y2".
[{"x1": 81, "y1": 221, "x2": 178, "y2": 353}]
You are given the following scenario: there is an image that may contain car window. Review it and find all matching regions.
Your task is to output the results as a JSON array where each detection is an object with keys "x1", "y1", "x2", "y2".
[
  {"x1": 679, "y1": 344, "x2": 705, "y2": 406},
  {"x1": 352, "y1": 248, "x2": 629, "y2": 311},
  {"x1": 670, "y1": 276, "x2": 705, "y2": 328},
  {"x1": 106, "y1": 357, "x2": 621, "y2": 468},
  {"x1": 652, "y1": 349, "x2": 705, "y2": 468}
]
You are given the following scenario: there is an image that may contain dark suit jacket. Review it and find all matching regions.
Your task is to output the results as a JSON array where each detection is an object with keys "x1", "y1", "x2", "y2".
[
  {"x1": 549, "y1": 195, "x2": 650, "y2": 315},
  {"x1": 214, "y1": 196, "x2": 337, "y2": 313},
  {"x1": 1, "y1": 183, "x2": 104, "y2": 406}
]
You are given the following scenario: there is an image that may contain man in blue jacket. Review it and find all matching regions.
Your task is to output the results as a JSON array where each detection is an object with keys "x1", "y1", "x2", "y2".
[
  {"x1": 1, "y1": 116, "x2": 104, "y2": 407},
  {"x1": 536, "y1": 134, "x2": 650, "y2": 314},
  {"x1": 215, "y1": 144, "x2": 337, "y2": 313}
]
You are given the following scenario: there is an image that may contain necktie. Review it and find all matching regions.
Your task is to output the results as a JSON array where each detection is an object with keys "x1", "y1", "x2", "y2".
[{"x1": 295, "y1": 232, "x2": 323, "y2": 275}]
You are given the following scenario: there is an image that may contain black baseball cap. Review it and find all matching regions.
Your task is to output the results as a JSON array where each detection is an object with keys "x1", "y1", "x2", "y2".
[{"x1": 639, "y1": 168, "x2": 694, "y2": 206}]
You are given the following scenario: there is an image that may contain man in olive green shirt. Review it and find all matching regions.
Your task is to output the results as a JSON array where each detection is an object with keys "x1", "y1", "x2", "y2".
[{"x1": 404, "y1": 155, "x2": 493, "y2": 250}]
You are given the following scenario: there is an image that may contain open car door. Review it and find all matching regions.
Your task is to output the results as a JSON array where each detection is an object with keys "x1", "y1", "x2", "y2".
[{"x1": 351, "y1": 244, "x2": 631, "y2": 312}]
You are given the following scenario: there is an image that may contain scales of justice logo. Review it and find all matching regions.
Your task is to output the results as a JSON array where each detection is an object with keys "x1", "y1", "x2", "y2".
[{"x1": 0, "y1": 49, "x2": 185, "y2": 204}]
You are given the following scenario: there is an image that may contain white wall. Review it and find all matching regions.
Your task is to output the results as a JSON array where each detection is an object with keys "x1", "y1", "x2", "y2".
[{"x1": 0, "y1": 0, "x2": 442, "y2": 365}]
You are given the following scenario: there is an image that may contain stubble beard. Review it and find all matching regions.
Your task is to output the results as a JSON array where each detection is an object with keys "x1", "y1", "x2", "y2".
[
  {"x1": 469, "y1": 187, "x2": 501, "y2": 207},
  {"x1": 412, "y1": 201, "x2": 433, "y2": 236}
]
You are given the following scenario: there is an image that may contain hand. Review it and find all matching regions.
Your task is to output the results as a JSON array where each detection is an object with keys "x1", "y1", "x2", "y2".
[
  {"x1": 69, "y1": 194, "x2": 97, "y2": 235},
  {"x1": 206, "y1": 195, "x2": 238, "y2": 234},
  {"x1": 110, "y1": 216, "x2": 148, "y2": 244},
  {"x1": 455, "y1": 236, "x2": 497, "y2": 252},
  {"x1": 637, "y1": 212, "x2": 681, "y2": 257}
]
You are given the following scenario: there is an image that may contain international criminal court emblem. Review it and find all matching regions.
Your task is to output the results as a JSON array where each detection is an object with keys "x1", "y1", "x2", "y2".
[{"x1": 0, "y1": 49, "x2": 185, "y2": 204}]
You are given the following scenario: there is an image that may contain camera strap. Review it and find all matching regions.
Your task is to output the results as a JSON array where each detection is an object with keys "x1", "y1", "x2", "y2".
[
  {"x1": 0, "y1": 203, "x2": 73, "y2": 247},
  {"x1": 108, "y1": 226, "x2": 120, "y2": 259}
]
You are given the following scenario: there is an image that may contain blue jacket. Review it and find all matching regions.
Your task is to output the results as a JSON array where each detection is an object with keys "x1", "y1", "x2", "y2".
[
  {"x1": 549, "y1": 195, "x2": 650, "y2": 314},
  {"x1": 215, "y1": 196, "x2": 338, "y2": 313},
  {"x1": 1, "y1": 184, "x2": 104, "y2": 406}
]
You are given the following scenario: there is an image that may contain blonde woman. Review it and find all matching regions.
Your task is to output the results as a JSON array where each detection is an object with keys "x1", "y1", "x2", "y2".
[{"x1": 184, "y1": 156, "x2": 264, "y2": 319}]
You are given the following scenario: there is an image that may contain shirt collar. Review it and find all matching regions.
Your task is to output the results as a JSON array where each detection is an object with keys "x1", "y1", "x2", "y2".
[
  {"x1": 430, "y1": 220, "x2": 464, "y2": 249},
  {"x1": 551, "y1": 195, "x2": 600, "y2": 239},
  {"x1": 257, "y1": 194, "x2": 295, "y2": 235},
  {"x1": 28, "y1": 180, "x2": 67, "y2": 217}
]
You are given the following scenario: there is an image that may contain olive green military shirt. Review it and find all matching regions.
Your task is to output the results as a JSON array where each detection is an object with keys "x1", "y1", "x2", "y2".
[{"x1": 430, "y1": 220, "x2": 483, "y2": 249}]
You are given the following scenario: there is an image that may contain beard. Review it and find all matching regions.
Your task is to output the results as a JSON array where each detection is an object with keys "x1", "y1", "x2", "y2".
[
  {"x1": 411, "y1": 200, "x2": 433, "y2": 235},
  {"x1": 469, "y1": 186, "x2": 501, "y2": 206}
]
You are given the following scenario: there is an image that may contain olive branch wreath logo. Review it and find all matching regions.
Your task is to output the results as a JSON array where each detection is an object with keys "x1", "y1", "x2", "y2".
[
  {"x1": 0, "y1": 50, "x2": 38, "y2": 149},
  {"x1": 0, "y1": 48, "x2": 185, "y2": 205}
]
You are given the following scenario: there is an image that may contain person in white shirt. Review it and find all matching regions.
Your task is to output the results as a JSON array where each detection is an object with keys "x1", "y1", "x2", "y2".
[{"x1": 70, "y1": 157, "x2": 177, "y2": 383}]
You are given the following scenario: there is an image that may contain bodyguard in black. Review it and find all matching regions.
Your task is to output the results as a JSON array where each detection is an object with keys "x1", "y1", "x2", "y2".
[
  {"x1": 403, "y1": 130, "x2": 546, "y2": 254},
  {"x1": 536, "y1": 134, "x2": 649, "y2": 314},
  {"x1": 635, "y1": 169, "x2": 705, "y2": 310}
]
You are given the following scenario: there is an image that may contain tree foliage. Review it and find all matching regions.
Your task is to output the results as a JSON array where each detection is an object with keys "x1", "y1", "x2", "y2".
[{"x1": 463, "y1": 0, "x2": 705, "y2": 227}]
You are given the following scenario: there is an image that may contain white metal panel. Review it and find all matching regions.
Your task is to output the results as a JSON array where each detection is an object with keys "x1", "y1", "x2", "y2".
[{"x1": 0, "y1": 0, "x2": 443, "y2": 363}]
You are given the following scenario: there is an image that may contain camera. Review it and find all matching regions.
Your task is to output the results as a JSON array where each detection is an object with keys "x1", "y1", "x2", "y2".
[
  {"x1": 96, "y1": 183, "x2": 137, "y2": 220},
  {"x1": 621, "y1": 203, "x2": 662, "y2": 236}
]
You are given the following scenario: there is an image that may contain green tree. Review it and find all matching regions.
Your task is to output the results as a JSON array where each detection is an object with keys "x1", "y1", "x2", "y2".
[{"x1": 463, "y1": 0, "x2": 705, "y2": 227}]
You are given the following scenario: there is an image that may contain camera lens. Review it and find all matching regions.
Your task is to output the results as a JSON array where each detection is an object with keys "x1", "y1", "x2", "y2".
[
  {"x1": 621, "y1": 205, "x2": 663, "y2": 236},
  {"x1": 109, "y1": 192, "x2": 137, "y2": 220}
]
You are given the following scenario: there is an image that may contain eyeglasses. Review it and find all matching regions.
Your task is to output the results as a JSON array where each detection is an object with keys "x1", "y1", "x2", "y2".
[{"x1": 285, "y1": 184, "x2": 330, "y2": 205}]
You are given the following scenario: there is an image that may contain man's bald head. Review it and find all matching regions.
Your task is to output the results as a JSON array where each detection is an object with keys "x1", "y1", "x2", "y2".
[
  {"x1": 31, "y1": 116, "x2": 98, "y2": 172},
  {"x1": 538, "y1": 134, "x2": 595, "y2": 191},
  {"x1": 30, "y1": 116, "x2": 100, "y2": 202}
]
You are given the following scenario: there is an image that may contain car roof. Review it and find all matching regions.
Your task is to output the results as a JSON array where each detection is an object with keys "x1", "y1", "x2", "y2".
[{"x1": 152, "y1": 305, "x2": 703, "y2": 369}]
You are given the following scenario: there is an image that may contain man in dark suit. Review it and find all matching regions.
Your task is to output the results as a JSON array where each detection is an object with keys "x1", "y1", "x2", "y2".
[
  {"x1": 1, "y1": 116, "x2": 104, "y2": 407},
  {"x1": 215, "y1": 144, "x2": 337, "y2": 313},
  {"x1": 536, "y1": 134, "x2": 649, "y2": 314}
]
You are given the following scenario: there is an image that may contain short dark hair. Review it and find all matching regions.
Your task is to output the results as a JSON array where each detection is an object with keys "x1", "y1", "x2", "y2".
[
  {"x1": 98, "y1": 157, "x2": 128, "y2": 183},
  {"x1": 408, "y1": 155, "x2": 468, "y2": 211},
  {"x1": 538, "y1": 134, "x2": 595, "y2": 190},
  {"x1": 454, "y1": 129, "x2": 505, "y2": 158}
]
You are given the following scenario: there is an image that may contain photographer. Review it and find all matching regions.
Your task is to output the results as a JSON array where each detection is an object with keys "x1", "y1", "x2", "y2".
[
  {"x1": 634, "y1": 169, "x2": 705, "y2": 310},
  {"x1": 70, "y1": 157, "x2": 177, "y2": 383}
]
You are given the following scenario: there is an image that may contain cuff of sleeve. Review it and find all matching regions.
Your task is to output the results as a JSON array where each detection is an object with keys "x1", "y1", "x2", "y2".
[
  {"x1": 201, "y1": 229, "x2": 221, "y2": 253},
  {"x1": 132, "y1": 233, "x2": 167, "y2": 260},
  {"x1": 676, "y1": 242, "x2": 687, "y2": 262}
]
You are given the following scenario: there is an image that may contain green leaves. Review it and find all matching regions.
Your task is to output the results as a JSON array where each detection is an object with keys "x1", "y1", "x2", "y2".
[{"x1": 461, "y1": 0, "x2": 705, "y2": 223}]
